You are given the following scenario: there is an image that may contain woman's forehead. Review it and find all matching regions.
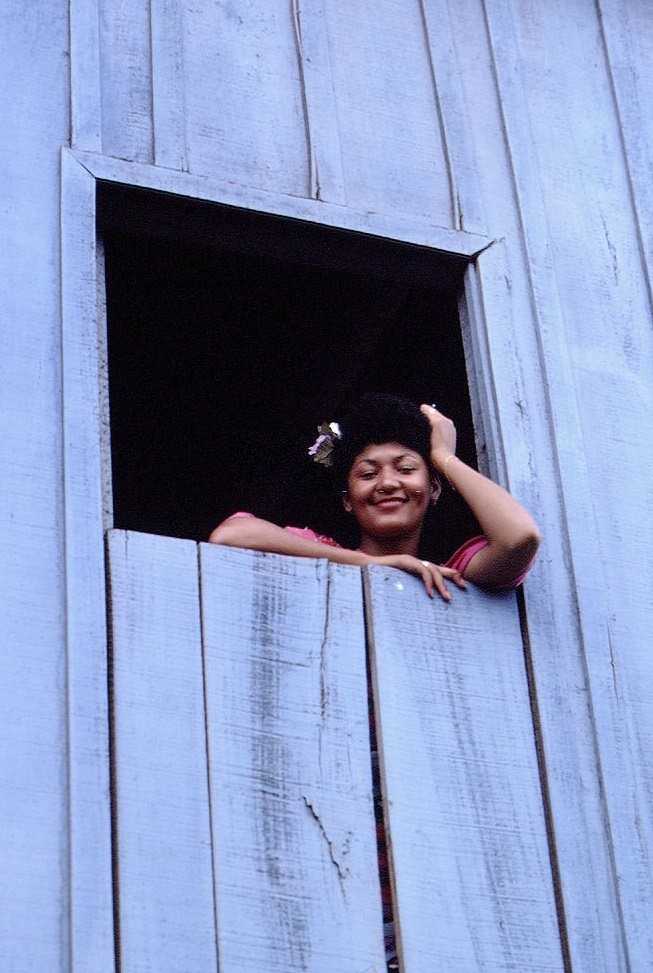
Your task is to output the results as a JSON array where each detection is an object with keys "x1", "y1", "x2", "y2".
[{"x1": 351, "y1": 442, "x2": 425, "y2": 465}]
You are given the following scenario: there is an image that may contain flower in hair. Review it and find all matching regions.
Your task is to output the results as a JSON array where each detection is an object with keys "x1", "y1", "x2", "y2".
[{"x1": 308, "y1": 421, "x2": 342, "y2": 467}]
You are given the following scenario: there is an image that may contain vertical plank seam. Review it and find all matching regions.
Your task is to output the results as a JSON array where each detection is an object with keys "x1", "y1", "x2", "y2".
[
  {"x1": 462, "y1": 255, "x2": 510, "y2": 485},
  {"x1": 361, "y1": 566, "x2": 403, "y2": 971},
  {"x1": 149, "y1": 0, "x2": 190, "y2": 171},
  {"x1": 290, "y1": 0, "x2": 319, "y2": 199},
  {"x1": 148, "y1": 0, "x2": 158, "y2": 167},
  {"x1": 69, "y1": 0, "x2": 103, "y2": 151},
  {"x1": 417, "y1": 0, "x2": 461, "y2": 229},
  {"x1": 61, "y1": 192, "x2": 75, "y2": 971},
  {"x1": 517, "y1": 590, "x2": 573, "y2": 973},
  {"x1": 479, "y1": 3, "x2": 633, "y2": 966},
  {"x1": 594, "y1": 0, "x2": 653, "y2": 318},
  {"x1": 196, "y1": 542, "x2": 222, "y2": 973},
  {"x1": 104, "y1": 533, "x2": 123, "y2": 973},
  {"x1": 61, "y1": 152, "x2": 115, "y2": 973}
]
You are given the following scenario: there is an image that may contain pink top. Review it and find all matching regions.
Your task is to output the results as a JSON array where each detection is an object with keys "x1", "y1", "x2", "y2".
[{"x1": 227, "y1": 512, "x2": 532, "y2": 590}]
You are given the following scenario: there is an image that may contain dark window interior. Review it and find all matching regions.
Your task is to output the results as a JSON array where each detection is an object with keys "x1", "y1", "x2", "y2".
[{"x1": 99, "y1": 185, "x2": 480, "y2": 563}]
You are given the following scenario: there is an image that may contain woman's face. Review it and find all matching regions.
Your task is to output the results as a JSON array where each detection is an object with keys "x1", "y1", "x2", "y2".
[{"x1": 343, "y1": 442, "x2": 435, "y2": 547}]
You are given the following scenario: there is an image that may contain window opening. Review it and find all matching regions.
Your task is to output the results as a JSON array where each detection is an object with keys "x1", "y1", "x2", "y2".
[{"x1": 100, "y1": 184, "x2": 478, "y2": 562}]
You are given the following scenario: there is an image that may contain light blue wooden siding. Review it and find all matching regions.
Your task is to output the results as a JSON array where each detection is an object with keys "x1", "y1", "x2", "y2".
[
  {"x1": 108, "y1": 533, "x2": 385, "y2": 972},
  {"x1": 496, "y1": 6, "x2": 653, "y2": 964},
  {"x1": 366, "y1": 569, "x2": 563, "y2": 972},
  {"x1": 107, "y1": 532, "x2": 563, "y2": 972},
  {"x1": 1, "y1": 2, "x2": 651, "y2": 971},
  {"x1": 76, "y1": 0, "x2": 457, "y2": 221},
  {"x1": 0, "y1": 4, "x2": 85, "y2": 973}
]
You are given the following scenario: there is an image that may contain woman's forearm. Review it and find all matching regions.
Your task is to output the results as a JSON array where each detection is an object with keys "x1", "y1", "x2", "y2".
[
  {"x1": 208, "y1": 516, "x2": 371, "y2": 567},
  {"x1": 209, "y1": 515, "x2": 467, "y2": 600}
]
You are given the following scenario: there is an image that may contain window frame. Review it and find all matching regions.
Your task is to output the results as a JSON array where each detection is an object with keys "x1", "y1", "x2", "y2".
[{"x1": 60, "y1": 146, "x2": 497, "y2": 969}]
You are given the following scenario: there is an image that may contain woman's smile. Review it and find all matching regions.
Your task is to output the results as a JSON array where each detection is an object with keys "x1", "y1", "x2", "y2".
[{"x1": 373, "y1": 496, "x2": 407, "y2": 509}]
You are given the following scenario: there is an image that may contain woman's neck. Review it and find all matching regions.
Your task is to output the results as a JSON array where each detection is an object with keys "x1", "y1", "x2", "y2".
[{"x1": 356, "y1": 532, "x2": 421, "y2": 558}]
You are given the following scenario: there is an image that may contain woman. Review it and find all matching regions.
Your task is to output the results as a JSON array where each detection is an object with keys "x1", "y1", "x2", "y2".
[
  {"x1": 209, "y1": 393, "x2": 540, "y2": 600},
  {"x1": 210, "y1": 392, "x2": 540, "y2": 969}
]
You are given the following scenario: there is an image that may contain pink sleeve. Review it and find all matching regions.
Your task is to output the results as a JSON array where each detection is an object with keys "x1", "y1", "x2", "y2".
[
  {"x1": 226, "y1": 512, "x2": 341, "y2": 548},
  {"x1": 283, "y1": 526, "x2": 342, "y2": 548},
  {"x1": 445, "y1": 535, "x2": 533, "y2": 590}
]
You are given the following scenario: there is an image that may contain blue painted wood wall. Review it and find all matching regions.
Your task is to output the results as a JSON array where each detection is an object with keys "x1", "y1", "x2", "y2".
[{"x1": 1, "y1": 1, "x2": 651, "y2": 970}]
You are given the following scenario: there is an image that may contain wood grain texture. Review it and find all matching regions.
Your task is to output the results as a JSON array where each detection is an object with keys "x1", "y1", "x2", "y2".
[
  {"x1": 291, "y1": 0, "x2": 345, "y2": 203},
  {"x1": 470, "y1": 232, "x2": 629, "y2": 973},
  {"x1": 323, "y1": 0, "x2": 453, "y2": 222},
  {"x1": 70, "y1": 0, "x2": 103, "y2": 150},
  {"x1": 441, "y1": 3, "x2": 643, "y2": 968},
  {"x1": 481, "y1": 2, "x2": 653, "y2": 967},
  {"x1": 420, "y1": 0, "x2": 487, "y2": 234},
  {"x1": 365, "y1": 567, "x2": 563, "y2": 972},
  {"x1": 61, "y1": 150, "x2": 116, "y2": 973},
  {"x1": 107, "y1": 530, "x2": 217, "y2": 972},
  {"x1": 182, "y1": 1, "x2": 308, "y2": 195},
  {"x1": 150, "y1": 0, "x2": 188, "y2": 170},
  {"x1": 0, "y1": 6, "x2": 91, "y2": 971},
  {"x1": 199, "y1": 545, "x2": 385, "y2": 973},
  {"x1": 597, "y1": 0, "x2": 653, "y2": 309},
  {"x1": 99, "y1": 0, "x2": 154, "y2": 162}
]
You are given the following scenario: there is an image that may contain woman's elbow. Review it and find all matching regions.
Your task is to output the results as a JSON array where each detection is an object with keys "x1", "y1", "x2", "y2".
[
  {"x1": 208, "y1": 517, "x2": 245, "y2": 546},
  {"x1": 505, "y1": 523, "x2": 541, "y2": 566},
  {"x1": 519, "y1": 522, "x2": 541, "y2": 554}
]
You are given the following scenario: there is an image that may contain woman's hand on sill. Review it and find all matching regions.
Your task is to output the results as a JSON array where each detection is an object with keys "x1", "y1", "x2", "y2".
[
  {"x1": 208, "y1": 515, "x2": 465, "y2": 602},
  {"x1": 368, "y1": 554, "x2": 467, "y2": 602}
]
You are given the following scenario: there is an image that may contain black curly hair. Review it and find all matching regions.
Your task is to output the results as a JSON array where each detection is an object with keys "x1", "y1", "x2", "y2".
[{"x1": 330, "y1": 392, "x2": 437, "y2": 490}]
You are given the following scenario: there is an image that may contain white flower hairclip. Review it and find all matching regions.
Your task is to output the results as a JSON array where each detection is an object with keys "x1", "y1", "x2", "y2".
[{"x1": 308, "y1": 421, "x2": 342, "y2": 467}]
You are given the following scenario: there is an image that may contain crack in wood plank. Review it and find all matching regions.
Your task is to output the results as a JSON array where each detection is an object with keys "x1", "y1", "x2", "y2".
[{"x1": 302, "y1": 795, "x2": 350, "y2": 882}]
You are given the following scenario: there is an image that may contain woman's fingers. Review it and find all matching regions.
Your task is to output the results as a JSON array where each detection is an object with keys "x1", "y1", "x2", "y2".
[
  {"x1": 438, "y1": 565, "x2": 468, "y2": 590},
  {"x1": 420, "y1": 560, "x2": 467, "y2": 601},
  {"x1": 420, "y1": 403, "x2": 457, "y2": 458},
  {"x1": 374, "y1": 554, "x2": 466, "y2": 601}
]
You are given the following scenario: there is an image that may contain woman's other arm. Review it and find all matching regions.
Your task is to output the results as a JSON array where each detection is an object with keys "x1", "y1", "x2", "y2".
[{"x1": 421, "y1": 405, "x2": 541, "y2": 589}]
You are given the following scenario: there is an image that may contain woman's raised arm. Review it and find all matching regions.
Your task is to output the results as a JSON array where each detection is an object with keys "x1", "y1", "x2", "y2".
[{"x1": 420, "y1": 405, "x2": 541, "y2": 589}]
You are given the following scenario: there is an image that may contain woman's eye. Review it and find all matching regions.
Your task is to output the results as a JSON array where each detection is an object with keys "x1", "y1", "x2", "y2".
[{"x1": 399, "y1": 467, "x2": 416, "y2": 474}]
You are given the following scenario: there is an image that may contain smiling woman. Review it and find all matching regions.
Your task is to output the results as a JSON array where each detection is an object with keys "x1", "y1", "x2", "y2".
[{"x1": 209, "y1": 392, "x2": 540, "y2": 600}]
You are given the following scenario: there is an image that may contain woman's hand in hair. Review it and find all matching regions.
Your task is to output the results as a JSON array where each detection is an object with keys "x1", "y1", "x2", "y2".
[
  {"x1": 370, "y1": 553, "x2": 467, "y2": 602},
  {"x1": 420, "y1": 404, "x2": 457, "y2": 470},
  {"x1": 420, "y1": 405, "x2": 541, "y2": 589}
]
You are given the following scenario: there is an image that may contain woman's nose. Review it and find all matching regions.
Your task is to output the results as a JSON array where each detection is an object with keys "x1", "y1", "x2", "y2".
[{"x1": 377, "y1": 468, "x2": 401, "y2": 491}]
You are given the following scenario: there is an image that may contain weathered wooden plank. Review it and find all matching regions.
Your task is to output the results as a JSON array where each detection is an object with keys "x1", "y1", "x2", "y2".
[
  {"x1": 469, "y1": 232, "x2": 630, "y2": 973},
  {"x1": 70, "y1": 0, "x2": 103, "y2": 150},
  {"x1": 290, "y1": 0, "x2": 345, "y2": 203},
  {"x1": 479, "y1": 2, "x2": 653, "y2": 967},
  {"x1": 323, "y1": 0, "x2": 453, "y2": 222},
  {"x1": 61, "y1": 150, "x2": 116, "y2": 972},
  {"x1": 365, "y1": 568, "x2": 564, "y2": 972},
  {"x1": 150, "y1": 0, "x2": 188, "y2": 170},
  {"x1": 598, "y1": 0, "x2": 653, "y2": 308},
  {"x1": 420, "y1": 0, "x2": 487, "y2": 234},
  {"x1": 199, "y1": 545, "x2": 385, "y2": 973},
  {"x1": 182, "y1": 1, "x2": 308, "y2": 195},
  {"x1": 107, "y1": 530, "x2": 217, "y2": 972},
  {"x1": 75, "y1": 149, "x2": 490, "y2": 258},
  {"x1": 99, "y1": 0, "x2": 154, "y2": 162},
  {"x1": 0, "y1": 6, "x2": 73, "y2": 969}
]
